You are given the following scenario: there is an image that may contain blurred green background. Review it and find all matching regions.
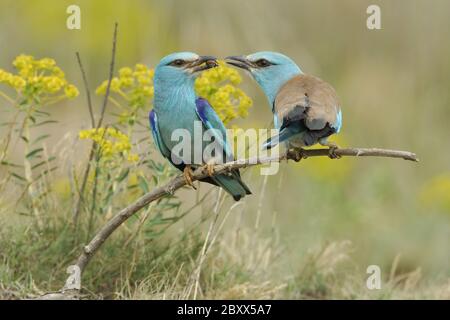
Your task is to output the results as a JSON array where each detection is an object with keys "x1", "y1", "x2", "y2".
[{"x1": 0, "y1": 0, "x2": 449, "y2": 298}]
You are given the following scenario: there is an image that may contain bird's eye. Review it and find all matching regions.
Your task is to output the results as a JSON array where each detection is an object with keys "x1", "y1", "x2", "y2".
[
  {"x1": 170, "y1": 59, "x2": 185, "y2": 67},
  {"x1": 255, "y1": 59, "x2": 271, "y2": 67}
]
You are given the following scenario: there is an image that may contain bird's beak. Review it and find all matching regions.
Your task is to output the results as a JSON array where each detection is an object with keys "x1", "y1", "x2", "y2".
[
  {"x1": 225, "y1": 56, "x2": 252, "y2": 71},
  {"x1": 188, "y1": 56, "x2": 218, "y2": 73}
]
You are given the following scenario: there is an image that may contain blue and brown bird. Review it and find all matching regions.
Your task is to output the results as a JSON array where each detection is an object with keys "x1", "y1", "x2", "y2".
[
  {"x1": 226, "y1": 52, "x2": 342, "y2": 159},
  {"x1": 149, "y1": 52, "x2": 252, "y2": 201}
]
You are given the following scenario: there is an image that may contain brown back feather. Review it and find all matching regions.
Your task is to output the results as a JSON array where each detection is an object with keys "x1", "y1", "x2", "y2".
[{"x1": 274, "y1": 74, "x2": 340, "y2": 130}]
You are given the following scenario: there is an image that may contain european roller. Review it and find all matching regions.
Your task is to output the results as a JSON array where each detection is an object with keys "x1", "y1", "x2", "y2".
[
  {"x1": 226, "y1": 52, "x2": 342, "y2": 159},
  {"x1": 149, "y1": 52, "x2": 252, "y2": 201}
]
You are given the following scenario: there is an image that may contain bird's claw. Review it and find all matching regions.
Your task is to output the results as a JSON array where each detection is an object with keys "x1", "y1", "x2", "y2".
[
  {"x1": 183, "y1": 166, "x2": 196, "y2": 190},
  {"x1": 204, "y1": 164, "x2": 215, "y2": 177},
  {"x1": 328, "y1": 145, "x2": 341, "y2": 159},
  {"x1": 288, "y1": 148, "x2": 306, "y2": 162},
  {"x1": 201, "y1": 160, "x2": 217, "y2": 177}
]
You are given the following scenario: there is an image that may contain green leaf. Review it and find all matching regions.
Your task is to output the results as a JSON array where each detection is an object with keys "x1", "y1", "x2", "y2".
[
  {"x1": 26, "y1": 148, "x2": 43, "y2": 159},
  {"x1": 1, "y1": 161, "x2": 23, "y2": 168},
  {"x1": 30, "y1": 120, "x2": 57, "y2": 128},
  {"x1": 35, "y1": 166, "x2": 58, "y2": 180},
  {"x1": 116, "y1": 168, "x2": 130, "y2": 183},
  {"x1": 11, "y1": 172, "x2": 26, "y2": 182},
  {"x1": 138, "y1": 175, "x2": 149, "y2": 193},
  {"x1": 31, "y1": 156, "x2": 56, "y2": 170},
  {"x1": 34, "y1": 110, "x2": 50, "y2": 117},
  {"x1": 32, "y1": 134, "x2": 51, "y2": 144}
]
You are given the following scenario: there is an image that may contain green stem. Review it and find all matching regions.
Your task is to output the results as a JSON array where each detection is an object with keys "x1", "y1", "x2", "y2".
[
  {"x1": 0, "y1": 90, "x2": 15, "y2": 104},
  {"x1": 23, "y1": 113, "x2": 43, "y2": 230}
]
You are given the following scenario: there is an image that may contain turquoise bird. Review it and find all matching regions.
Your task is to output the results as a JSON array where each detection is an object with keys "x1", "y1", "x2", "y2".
[
  {"x1": 149, "y1": 52, "x2": 251, "y2": 201},
  {"x1": 226, "y1": 52, "x2": 342, "y2": 158}
]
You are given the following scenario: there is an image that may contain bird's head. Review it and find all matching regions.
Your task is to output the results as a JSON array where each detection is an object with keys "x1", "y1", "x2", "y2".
[
  {"x1": 226, "y1": 51, "x2": 302, "y2": 104},
  {"x1": 154, "y1": 52, "x2": 218, "y2": 86}
]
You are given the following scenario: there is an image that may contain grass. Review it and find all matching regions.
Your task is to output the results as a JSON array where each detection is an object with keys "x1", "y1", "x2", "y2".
[
  {"x1": 1, "y1": 186, "x2": 449, "y2": 300},
  {"x1": 1, "y1": 0, "x2": 450, "y2": 300}
]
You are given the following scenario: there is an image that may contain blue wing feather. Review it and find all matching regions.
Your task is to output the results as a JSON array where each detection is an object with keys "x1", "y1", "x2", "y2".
[
  {"x1": 149, "y1": 110, "x2": 171, "y2": 158},
  {"x1": 194, "y1": 97, "x2": 233, "y2": 161},
  {"x1": 194, "y1": 98, "x2": 251, "y2": 200}
]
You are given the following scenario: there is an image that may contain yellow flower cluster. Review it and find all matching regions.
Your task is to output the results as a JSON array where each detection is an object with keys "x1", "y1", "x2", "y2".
[
  {"x1": 0, "y1": 54, "x2": 79, "y2": 99},
  {"x1": 96, "y1": 63, "x2": 154, "y2": 109},
  {"x1": 420, "y1": 173, "x2": 450, "y2": 213},
  {"x1": 195, "y1": 61, "x2": 252, "y2": 124},
  {"x1": 79, "y1": 127, "x2": 139, "y2": 162},
  {"x1": 300, "y1": 135, "x2": 351, "y2": 182}
]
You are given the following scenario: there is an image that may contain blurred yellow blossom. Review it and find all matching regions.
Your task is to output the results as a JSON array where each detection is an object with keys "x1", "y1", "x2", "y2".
[
  {"x1": 300, "y1": 134, "x2": 352, "y2": 182},
  {"x1": 420, "y1": 173, "x2": 450, "y2": 213},
  {"x1": 195, "y1": 60, "x2": 252, "y2": 125},
  {"x1": 64, "y1": 84, "x2": 79, "y2": 98},
  {"x1": 53, "y1": 178, "x2": 72, "y2": 199},
  {"x1": 127, "y1": 153, "x2": 140, "y2": 162},
  {"x1": 96, "y1": 63, "x2": 155, "y2": 109},
  {"x1": 0, "y1": 54, "x2": 79, "y2": 102},
  {"x1": 95, "y1": 61, "x2": 251, "y2": 127},
  {"x1": 79, "y1": 127, "x2": 138, "y2": 162}
]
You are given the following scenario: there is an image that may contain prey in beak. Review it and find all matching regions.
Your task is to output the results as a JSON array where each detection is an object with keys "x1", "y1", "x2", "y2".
[
  {"x1": 225, "y1": 56, "x2": 253, "y2": 71},
  {"x1": 187, "y1": 55, "x2": 218, "y2": 73}
]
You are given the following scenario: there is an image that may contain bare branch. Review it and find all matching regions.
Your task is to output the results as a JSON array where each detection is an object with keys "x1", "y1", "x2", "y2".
[
  {"x1": 39, "y1": 146, "x2": 417, "y2": 299},
  {"x1": 75, "y1": 52, "x2": 95, "y2": 128},
  {"x1": 72, "y1": 23, "x2": 118, "y2": 225},
  {"x1": 96, "y1": 22, "x2": 118, "y2": 129}
]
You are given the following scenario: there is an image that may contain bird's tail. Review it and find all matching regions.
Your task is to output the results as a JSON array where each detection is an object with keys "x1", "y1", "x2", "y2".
[
  {"x1": 262, "y1": 127, "x2": 299, "y2": 149},
  {"x1": 212, "y1": 170, "x2": 252, "y2": 201}
]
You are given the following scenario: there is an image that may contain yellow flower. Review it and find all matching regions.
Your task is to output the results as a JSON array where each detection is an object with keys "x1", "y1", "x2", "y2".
[
  {"x1": 0, "y1": 70, "x2": 13, "y2": 84},
  {"x1": 194, "y1": 60, "x2": 252, "y2": 125},
  {"x1": 119, "y1": 67, "x2": 133, "y2": 78},
  {"x1": 110, "y1": 77, "x2": 121, "y2": 92},
  {"x1": 135, "y1": 63, "x2": 147, "y2": 72},
  {"x1": 52, "y1": 66, "x2": 65, "y2": 78},
  {"x1": 43, "y1": 76, "x2": 65, "y2": 93},
  {"x1": 79, "y1": 127, "x2": 135, "y2": 161},
  {"x1": 300, "y1": 134, "x2": 351, "y2": 182},
  {"x1": 420, "y1": 173, "x2": 450, "y2": 213},
  {"x1": 95, "y1": 81, "x2": 107, "y2": 95},
  {"x1": 127, "y1": 153, "x2": 139, "y2": 162},
  {"x1": 1, "y1": 54, "x2": 79, "y2": 103},
  {"x1": 11, "y1": 76, "x2": 26, "y2": 89},
  {"x1": 96, "y1": 63, "x2": 155, "y2": 115},
  {"x1": 13, "y1": 54, "x2": 33, "y2": 70},
  {"x1": 38, "y1": 58, "x2": 56, "y2": 69},
  {"x1": 65, "y1": 84, "x2": 79, "y2": 98}
]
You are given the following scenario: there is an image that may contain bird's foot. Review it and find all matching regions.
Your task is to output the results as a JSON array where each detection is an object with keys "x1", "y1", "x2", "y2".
[
  {"x1": 202, "y1": 161, "x2": 216, "y2": 177},
  {"x1": 183, "y1": 166, "x2": 197, "y2": 189},
  {"x1": 319, "y1": 139, "x2": 341, "y2": 159},
  {"x1": 287, "y1": 148, "x2": 307, "y2": 162},
  {"x1": 326, "y1": 144, "x2": 341, "y2": 159}
]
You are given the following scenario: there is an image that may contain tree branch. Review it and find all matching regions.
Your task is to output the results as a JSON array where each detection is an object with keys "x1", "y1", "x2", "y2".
[
  {"x1": 36, "y1": 146, "x2": 418, "y2": 299},
  {"x1": 72, "y1": 23, "x2": 118, "y2": 225}
]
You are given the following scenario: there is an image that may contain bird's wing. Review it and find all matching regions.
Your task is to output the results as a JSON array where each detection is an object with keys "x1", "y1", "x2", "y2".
[
  {"x1": 194, "y1": 97, "x2": 234, "y2": 162},
  {"x1": 275, "y1": 74, "x2": 341, "y2": 132},
  {"x1": 149, "y1": 110, "x2": 171, "y2": 158},
  {"x1": 195, "y1": 98, "x2": 251, "y2": 200},
  {"x1": 149, "y1": 109, "x2": 187, "y2": 171}
]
